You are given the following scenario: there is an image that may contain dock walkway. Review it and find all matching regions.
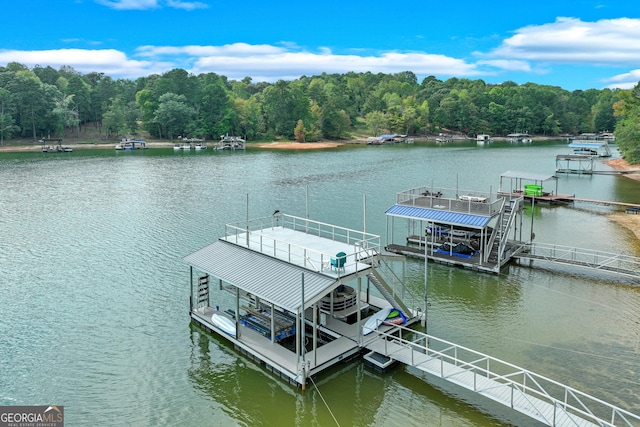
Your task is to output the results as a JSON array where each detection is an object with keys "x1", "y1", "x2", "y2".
[
  {"x1": 513, "y1": 242, "x2": 640, "y2": 279},
  {"x1": 364, "y1": 325, "x2": 640, "y2": 427}
]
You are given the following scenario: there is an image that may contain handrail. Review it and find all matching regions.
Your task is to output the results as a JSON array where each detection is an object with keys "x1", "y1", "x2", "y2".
[
  {"x1": 395, "y1": 185, "x2": 511, "y2": 217},
  {"x1": 515, "y1": 242, "x2": 640, "y2": 278},
  {"x1": 223, "y1": 214, "x2": 381, "y2": 274},
  {"x1": 225, "y1": 213, "x2": 381, "y2": 252},
  {"x1": 369, "y1": 325, "x2": 640, "y2": 427}
]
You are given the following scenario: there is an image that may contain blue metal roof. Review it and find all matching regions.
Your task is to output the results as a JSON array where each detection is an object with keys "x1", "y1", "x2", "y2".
[{"x1": 385, "y1": 204, "x2": 490, "y2": 228}]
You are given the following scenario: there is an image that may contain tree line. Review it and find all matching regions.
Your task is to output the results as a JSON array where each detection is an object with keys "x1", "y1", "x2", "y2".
[{"x1": 0, "y1": 62, "x2": 638, "y2": 162}]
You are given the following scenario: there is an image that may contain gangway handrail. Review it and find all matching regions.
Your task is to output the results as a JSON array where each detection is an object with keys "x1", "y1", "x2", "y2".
[
  {"x1": 367, "y1": 325, "x2": 640, "y2": 427},
  {"x1": 515, "y1": 242, "x2": 640, "y2": 278}
]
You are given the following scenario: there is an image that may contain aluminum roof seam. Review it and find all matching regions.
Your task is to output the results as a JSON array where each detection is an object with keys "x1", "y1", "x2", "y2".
[
  {"x1": 183, "y1": 240, "x2": 336, "y2": 312},
  {"x1": 385, "y1": 204, "x2": 491, "y2": 228}
]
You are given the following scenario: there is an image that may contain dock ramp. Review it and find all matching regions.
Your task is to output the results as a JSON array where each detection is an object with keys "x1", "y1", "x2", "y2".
[
  {"x1": 513, "y1": 243, "x2": 640, "y2": 279},
  {"x1": 364, "y1": 326, "x2": 639, "y2": 427}
]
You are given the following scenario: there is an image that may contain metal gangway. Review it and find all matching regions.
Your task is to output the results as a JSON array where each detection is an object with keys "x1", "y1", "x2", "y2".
[
  {"x1": 364, "y1": 325, "x2": 640, "y2": 427},
  {"x1": 512, "y1": 242, "x2": 640, "y2": 279}
]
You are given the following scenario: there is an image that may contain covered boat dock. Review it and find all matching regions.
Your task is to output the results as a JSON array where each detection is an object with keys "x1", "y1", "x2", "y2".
[
  {"x1": 497, "y1": 170, "x2": 574, "y2": 204},
  {"x1": 384, "y1": 183, "x2": 526, "y2": 274},
  {"x1": 183, "y1": 213, "x2": 422, "y2": 387}
]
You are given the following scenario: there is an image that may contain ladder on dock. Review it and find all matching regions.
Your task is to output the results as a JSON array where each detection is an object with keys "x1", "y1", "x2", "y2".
[
  {"x1": 513, "y1": 243, "x2": 640, "y2": 279},
  {"x1": 364, "y1": 326, "x2": 640, "y2": 427},
  {"x1": 486, "y1": 199, "x2": 518, "y2": 265},
  {"x1": 367, "y1": 270, "x2": 412, "y2": 316}
]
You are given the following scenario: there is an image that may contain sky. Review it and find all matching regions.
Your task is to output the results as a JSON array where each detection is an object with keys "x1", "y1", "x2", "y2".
[{"x1": 1, "y1": 0, "x2": 639, "y2": 90}]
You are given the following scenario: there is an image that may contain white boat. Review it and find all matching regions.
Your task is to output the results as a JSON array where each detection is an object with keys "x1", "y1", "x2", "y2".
[
  {"x1": 194, "y1": 142, "x2": 207, "y2": 150},
  {"x1": 173, "y1": 144, "x2": 181, "y2": 150},
  {"x1": 182, "y1": 143, "x2": 192, "y2": 150},
  {"x1": 211, "y1": 313, "x2": 236, "y2": 337}
]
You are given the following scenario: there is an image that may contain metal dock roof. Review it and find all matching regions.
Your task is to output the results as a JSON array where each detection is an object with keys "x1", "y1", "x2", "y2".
[
  {"x1": 568, "y1": 141, "x2": 607, "y2": 148},
  {"x1": 500, "y1": 170, "x2": 557, "y2": 182},
  {"x1": 385, "y1": 204, "x2": 491, "y2": 228},
  {"x1": 183, "y1": 240, "x2": 336, "y2": 313}
]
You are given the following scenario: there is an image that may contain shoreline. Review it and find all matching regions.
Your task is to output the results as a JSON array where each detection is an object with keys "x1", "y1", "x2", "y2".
[
  {"x1": 604, "y1": 158, "x2": 640, "y2": 244},
  {"x1": 0, "y1": 140, "x2": 346, "y2": 152}
]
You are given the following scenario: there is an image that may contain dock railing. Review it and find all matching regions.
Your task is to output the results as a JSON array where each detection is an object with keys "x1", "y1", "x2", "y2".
[
  {"x1": 223, "y1": 214, "x2": 381, "y2": 274},
  {"x1": 396, "y1": 185, "x2": 510, "y2": 216},
  {"x1": 366, "y1": 325, "x2": 640, "y2": 427},
  {"x1": 515, "y1": 242, "x2": 640, "y2": 278}
]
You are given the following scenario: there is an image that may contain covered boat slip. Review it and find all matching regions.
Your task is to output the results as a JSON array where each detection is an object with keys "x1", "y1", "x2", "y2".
[
  {"x1": 568, "y1": 140, "x2": 612, "y2": 157},
  {"x1": 385, "y1": 182, "x2": 526, "y2": 273},
  {"x1": 497, "y1": 170, "x2": 575, "y2": 203},
  {"x1": 184, "y1": 213, "x2": 419, "y2": 386}
]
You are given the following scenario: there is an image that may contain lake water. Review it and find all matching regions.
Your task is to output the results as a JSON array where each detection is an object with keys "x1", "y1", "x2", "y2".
[{"x1": 1, "y1": 140, "x2": 639, "y2": 426}]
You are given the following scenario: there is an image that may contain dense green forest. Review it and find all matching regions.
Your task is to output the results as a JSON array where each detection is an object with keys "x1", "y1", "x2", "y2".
[{"x1": 1, "y1": 62, "x2": 639, "y2": 162}]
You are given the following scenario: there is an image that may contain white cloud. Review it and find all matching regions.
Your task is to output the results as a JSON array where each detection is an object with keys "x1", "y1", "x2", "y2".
[
  {"x1": 165, "y1": 0, "x2": 207, "y2": 10},
  {"x1": 136, "y1": 43, "x2": 286, "y2": 57},
  {"x1": 94, "y1": 0, "x2": 159, "y2": 10},
  {"x1": 487, "y1": 17, "x2": 640, "y2": 66},
  {"x1": 0, "y1": 48, "x2": 167, "y2": 78},
  {"x1": 603, "y1": 69, "x2": 640, "y2": 89},
  {"x1": 95, "y1": 0, "x2": 207, "y2": 10},
  {"x1": 139, "y1": 43, "x2": 482, "y2": 81},
  {"x1": 0, "y1": 45, "x2": 484, "y2": 81}
]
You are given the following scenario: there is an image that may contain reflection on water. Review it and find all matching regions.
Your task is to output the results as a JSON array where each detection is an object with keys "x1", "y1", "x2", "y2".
[{"x1": 1, "y1": 142, "x2": 639, "y2": 425}]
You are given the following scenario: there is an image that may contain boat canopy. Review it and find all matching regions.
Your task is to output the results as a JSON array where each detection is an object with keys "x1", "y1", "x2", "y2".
[
  {"x1": 568, "y1": 141, "x2": 606, "y2": 149},
  {"x1": 500, "y1": 171, "x2": 556, "y2": 182},
  {"x1": 385, "y1": 204, "x2": 491, "y2": 228},
  {"x1": 183, "y1": 240, "x2": 336, "y2": 313}
]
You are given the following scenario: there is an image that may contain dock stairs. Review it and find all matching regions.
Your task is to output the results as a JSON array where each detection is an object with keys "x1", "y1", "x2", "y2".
[
  {"x1": 367, "y1": 270, "x2": 411, "y2": 316},
  {"x1": 487, "y1": 200, "x2": 517, "y2": 264}
]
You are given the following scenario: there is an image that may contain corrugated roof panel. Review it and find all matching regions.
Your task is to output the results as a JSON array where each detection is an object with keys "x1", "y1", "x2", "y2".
[
  {"x1": 183, "y1": 240, "x2": 335, "y2": 312},
  {"x1": 385, "y1": 204, "x2": 490, "y2": 228}
]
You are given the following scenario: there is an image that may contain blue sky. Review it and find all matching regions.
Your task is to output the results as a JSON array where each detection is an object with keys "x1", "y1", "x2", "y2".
[{"x1": 1, "y1": 0, "x2": 639, "y2": 90}]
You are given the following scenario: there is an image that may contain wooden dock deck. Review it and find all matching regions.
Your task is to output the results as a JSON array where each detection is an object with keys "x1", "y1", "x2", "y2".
[{"x1": 497, "y1": 190, "x2": 575, "y2": 204}]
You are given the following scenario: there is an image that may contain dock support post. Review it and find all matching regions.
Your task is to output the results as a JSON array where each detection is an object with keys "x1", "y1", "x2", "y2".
[
  {"x1": 300, "y1": 273, "x2": 306, "y2": 390},
  {"x1": 423, "y1": 231, "x2": 428, "y2": 329},
  {"x1": 189, "y1": 267, "x2": 193, "y2": 311},
  {"x1": 235, "y1": 286, "x2": 240, "y2": 338}
]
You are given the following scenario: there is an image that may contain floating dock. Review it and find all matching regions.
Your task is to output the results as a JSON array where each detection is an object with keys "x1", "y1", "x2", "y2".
[
  {"x1": 497, "y1": 170, "x2": 575, "y2": 204},
  {"x1": 384, "y1": 179, "x2": 527, "y2": 274},
  {"x1": 183, "y1": 213, "x2": 422, "y2": 387}
]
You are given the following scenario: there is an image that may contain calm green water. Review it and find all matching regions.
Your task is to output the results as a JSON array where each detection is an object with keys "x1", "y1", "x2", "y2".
[{"x1": 1, "y1": 141, "x2": 639, "y2": 426}]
